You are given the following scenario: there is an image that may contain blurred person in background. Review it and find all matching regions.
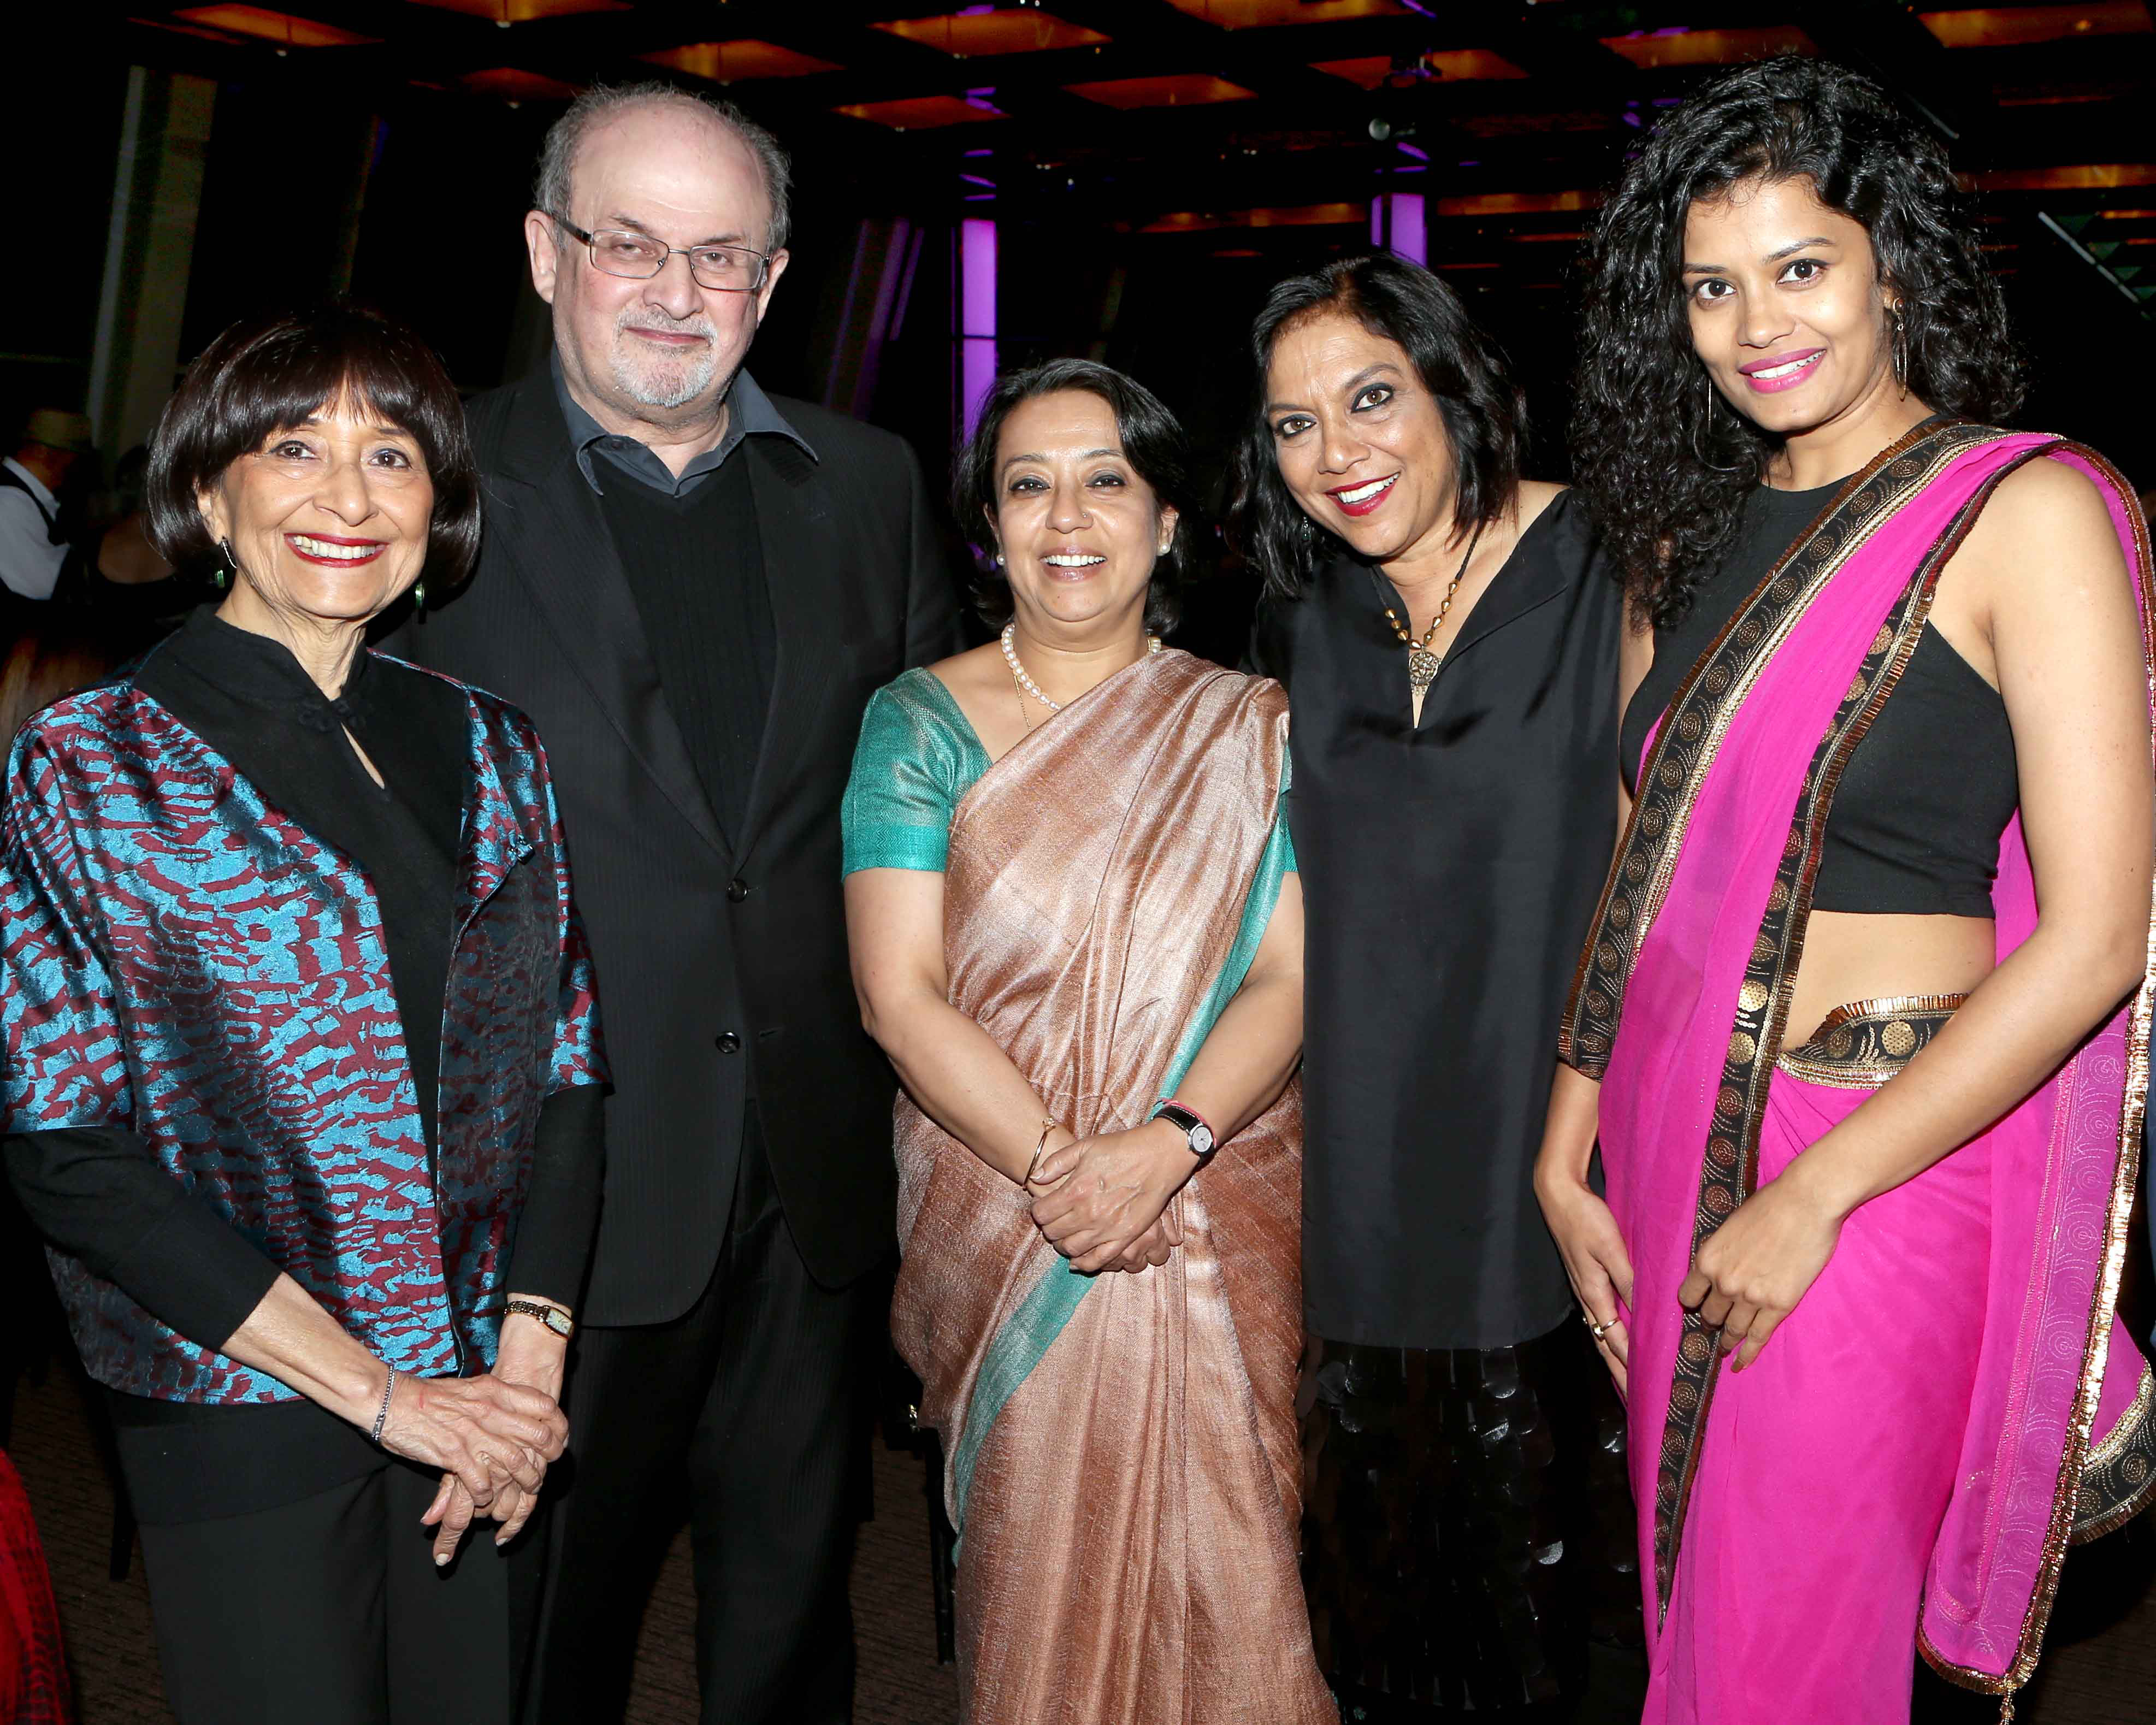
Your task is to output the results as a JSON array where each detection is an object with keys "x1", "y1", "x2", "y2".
[
  {"x1": 0, "y1": 411, "x2": 94, "y2": 606},
  {"x1": 395, "y1": 82, "x2": 959, "y2": 1725}
]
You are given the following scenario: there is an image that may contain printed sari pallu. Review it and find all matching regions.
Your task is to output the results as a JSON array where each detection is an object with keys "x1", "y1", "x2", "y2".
[
  {"x1": 886, "y1": 651, "x2": 1336, "y2": 1725},
  {"x1": 1558, "y1": 422, "x2": 2156, "y2": 1723}
]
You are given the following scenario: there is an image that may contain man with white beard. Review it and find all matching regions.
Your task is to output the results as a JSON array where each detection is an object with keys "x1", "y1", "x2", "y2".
[{"x1": 395, "y1": 83, "x2": 958, "y2": 1725}]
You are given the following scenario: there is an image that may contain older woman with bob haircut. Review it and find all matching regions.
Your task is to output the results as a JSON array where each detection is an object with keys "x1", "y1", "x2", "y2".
[
  {"x1": 1544, "y1": 57, "x2": 2155, "y2": 1723},
  {"x1": 842, "y1": 358, "x2": 1332, "y2": 1723},
  {"x1": 1232, "y1": 252, "x2": 1637, "y2": 1717},
  {"x1": 0, "y1": 303, "x2": 606, "y2": 1724}
]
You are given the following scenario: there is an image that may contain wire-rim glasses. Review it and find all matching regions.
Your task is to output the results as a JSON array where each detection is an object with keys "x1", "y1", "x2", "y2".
[{"x1": 548, "y1": 214, "x2": 770, "y2": 293}]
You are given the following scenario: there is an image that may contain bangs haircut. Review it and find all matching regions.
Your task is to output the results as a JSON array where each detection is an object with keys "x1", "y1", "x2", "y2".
[
  {"x1": 1227, "y1": 253, "x2": 1525, "y2": 604},
  {"x1": 954, "y1": 358, "x2": 1193, "y2": 636},
  {"x1": 145, "y1": 303, "x2": 481, "y2": 592}
]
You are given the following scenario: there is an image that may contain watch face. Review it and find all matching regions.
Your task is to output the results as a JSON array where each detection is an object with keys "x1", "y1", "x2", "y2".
[
  {"x1": 1189, "y1": 1124, "x2": 1215, "y2": 1156},
  {"x1": 543, "y1": 1309, "x2": 573, "y2": 1337}
]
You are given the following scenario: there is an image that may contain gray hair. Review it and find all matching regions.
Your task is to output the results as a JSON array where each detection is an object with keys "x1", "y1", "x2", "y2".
[{"x1": 533, "y1": 81, "x2": 793, "y2": 256}]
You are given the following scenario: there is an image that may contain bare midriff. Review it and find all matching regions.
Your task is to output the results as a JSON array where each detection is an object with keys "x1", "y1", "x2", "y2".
[{"x1": 1786, "y1": 909, "x2": 1995, "y2": 1044}]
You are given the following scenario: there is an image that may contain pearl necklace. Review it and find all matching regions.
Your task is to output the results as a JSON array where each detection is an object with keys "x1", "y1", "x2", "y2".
[{"x1": 1001, "y1": 622, "x2": 1161, "y2": 716}]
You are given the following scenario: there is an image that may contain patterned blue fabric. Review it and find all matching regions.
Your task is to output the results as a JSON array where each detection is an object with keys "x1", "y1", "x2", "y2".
[{"x1": 0, "y1": 652, "x2": 606, "y2": 1403}]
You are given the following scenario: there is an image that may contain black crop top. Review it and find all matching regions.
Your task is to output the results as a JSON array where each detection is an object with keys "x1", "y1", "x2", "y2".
[{"x1": 1620, "y1": 480, "x2": 2019, "y2": 917}]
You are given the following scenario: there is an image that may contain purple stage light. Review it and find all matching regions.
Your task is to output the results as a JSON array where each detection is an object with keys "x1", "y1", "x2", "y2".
[
  {"x1": 1371, "y1": 193, "x2": 1426, "y2": 267},
  {"x1": 960, "y1": 217, "x2": 999, "y2": 441}
]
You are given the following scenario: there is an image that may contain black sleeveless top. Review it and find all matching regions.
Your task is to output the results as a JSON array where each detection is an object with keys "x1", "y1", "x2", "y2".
[{"x1": 1619, "y1": 480, "x2": 2018, "y2": 917}]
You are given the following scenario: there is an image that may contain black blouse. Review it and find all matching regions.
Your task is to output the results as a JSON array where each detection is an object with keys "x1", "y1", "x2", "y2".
[
  {"x1": 2, "y1": 611, "x2": 602, "y2": 1521},
  {"x1": 1619, "y1": 480, "x2": 2019, "y2": 918},
  {"x1": 1253, "y1": 490, "x2": 1625, "y2": 1350}
]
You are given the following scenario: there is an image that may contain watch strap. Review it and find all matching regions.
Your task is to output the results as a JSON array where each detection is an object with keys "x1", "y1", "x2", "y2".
[{"x1": 1153, "y1": 1100, "x2": 1216, "y2": 1156}]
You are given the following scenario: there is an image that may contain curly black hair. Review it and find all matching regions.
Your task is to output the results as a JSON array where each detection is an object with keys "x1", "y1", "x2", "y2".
[
  {"x1": 1226, "y1": 252, "x2": 1525, "y2": 604},
  {"x1": 953, "y1": 357, "x2": 1190, "y2": 634},
  {"x1": 1571, "y1": 55, "x2": 2023, "y2": 627}
]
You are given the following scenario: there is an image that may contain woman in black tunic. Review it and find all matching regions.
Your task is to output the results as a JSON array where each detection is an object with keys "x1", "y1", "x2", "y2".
[{"x1": 1233, "y1": 254, "x2": 1641, "y2": 1717}]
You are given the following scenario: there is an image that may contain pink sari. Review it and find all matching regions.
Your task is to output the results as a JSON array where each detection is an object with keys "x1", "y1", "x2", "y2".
[{"x1": 1558, "y1": 422, "x2": 2156, "y2": 1721}]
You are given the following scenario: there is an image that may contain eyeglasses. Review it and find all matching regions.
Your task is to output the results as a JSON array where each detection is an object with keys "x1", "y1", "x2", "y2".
[{"x1": 547, "y1": 214, "x2": 770, "y2": 293}]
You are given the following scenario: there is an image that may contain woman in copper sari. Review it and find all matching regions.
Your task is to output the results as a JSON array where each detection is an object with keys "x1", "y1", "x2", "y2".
[
  {"x1": 1537, "y1": 58, "x2": 2154, "y2": 1724},
  {"x1": 843, "y1": 359, "x2": 1333, "y2": 1724}
]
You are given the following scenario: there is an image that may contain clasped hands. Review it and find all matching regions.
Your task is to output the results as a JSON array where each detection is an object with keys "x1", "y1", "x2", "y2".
[
  {"x1": 1540, "y1": 1155, "x2": 1846, "y2": 1394},
  {"x1": 1026, "y1": 1119, "x2": 1197, "y2": 1275},
  {"x1": 374, "y1": 1309, "x2": 571, "y2": 1564}
]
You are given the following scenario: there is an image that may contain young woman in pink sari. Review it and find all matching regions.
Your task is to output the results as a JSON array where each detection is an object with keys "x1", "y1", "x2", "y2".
[
  {"x1": 842, "y1": 361, "x2": 1334, "y2": 1724},
  {"x1": 1538, "y1": 58, "x2": 2155, "y2": 1724}
]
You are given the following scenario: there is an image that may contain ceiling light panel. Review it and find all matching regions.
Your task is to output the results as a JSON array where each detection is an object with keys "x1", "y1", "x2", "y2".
[
  {"x1": 642, "y1": 41, "x2": 841, "y2": 81},
  {"x1": 871, "y1": 10, "x2": 1109, "y2": 55},
  {"x1": 462, "y1": 66, "x2": 581, "y2": 98},
  {"x1": 1141, "y1": 202, "x2": 1367, "y2": 233},
  {"x1": 835, "y1": 95, "x2": 1008, "y2": 129},
  {"x1": 1166, "y1": 0, "x2": 1409, "y2": 26},
  {"x1": 1066, "y1": 73, "x2": 1257, "y2": 109},
  {"x1": 172, "y1": 5, "x2": 376, "y2": 45},
  {"x1": 1918, "y1": 4, "x2": 2152, "y2": 49},
  {"x1": 1313, "y1": 50, "x2": 1528, "y2": 89},
  {"x1": 1599, "y1": 26, "x2": 1817, "y2": 68},
  {"x1": 405, "y1": 0, "x2": 627, "y2": 20}
]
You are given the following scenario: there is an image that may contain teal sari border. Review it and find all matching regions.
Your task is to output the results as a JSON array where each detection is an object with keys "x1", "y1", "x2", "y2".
[{"x1": 948, "y1": 810, "x2": 1294, "y2": 1547}]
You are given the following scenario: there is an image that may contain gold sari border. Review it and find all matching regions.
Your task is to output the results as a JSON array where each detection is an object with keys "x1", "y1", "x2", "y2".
[
  {"x1": 1774, "y1": 994, "x2": 1966, "y2": 1090},
  {"x1": 1913, "y1": 442, "x2": 2156, "y2": 1702}
]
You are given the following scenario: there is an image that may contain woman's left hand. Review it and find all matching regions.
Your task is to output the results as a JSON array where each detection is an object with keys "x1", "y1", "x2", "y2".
[
  {"x1": 424, "y1": 1310, "x2": 571, "y2": 1563},
  {"x1": 1677, "y1": 1169, "x2": 1845, "y2": 1371},
  {"x1": 1029, "y1": 1122, "x2": 1195, "y2": 1274}
]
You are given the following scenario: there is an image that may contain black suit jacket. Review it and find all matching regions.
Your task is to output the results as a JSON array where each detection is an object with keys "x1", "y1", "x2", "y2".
[{"x1": 393, "y1": 371, "x2": 961, "y2": 1325}]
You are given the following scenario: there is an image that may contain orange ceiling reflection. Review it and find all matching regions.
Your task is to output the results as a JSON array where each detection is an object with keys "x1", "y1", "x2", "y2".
[
  {"x1": 1066, "y1": 73, "x2": 1256, "y2": 109},
  {"x1": 835, "y1": 96, "x2": 1007, "y2": 129},
  {"x1": 1966, "y1": 163, "x2": 2156, "y2": 190},
  {"x1": 1434, "y1": 190, "x2": 1602, "y2": 217},
  {"x1": 1141, "y1": 202, "x2": 1365, "y2": 233},
  {"x1": 642, "y1": 41, "x2": 841, "y2": 82},
  {"x1": 172, "y1": 5, "x2": 376, "y2": 45},
  {"x1": 1166, "y1": 0, "x2": 1407, "y2": 26},
  {"x1": 1918, "y1": 4, "x2": 2151, "y2": 48},
  {"x1": 871, "y1": 11, "x2": 1109, "y2": 56},
  {"x1": 406, "y1": 0, "x2": 627, "y2": 20},
  {"x1": 462, "y1": 67, "x2": 581, "y2": 99},
  {"x1": 1599, "y1": 26, "x2": 1816, "y2": 68},
  {"x1": 1313, "y1": 50, "x2": 1528, "y2": 90}
]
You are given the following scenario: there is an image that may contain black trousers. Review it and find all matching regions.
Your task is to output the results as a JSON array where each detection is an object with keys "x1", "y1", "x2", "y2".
[
  {"x1": 139, "y1": 1459, "x2": 512, "y2": 1725},
  {"x1": 527, "y1": 1109, "x2": 877, "y2": 1725}
]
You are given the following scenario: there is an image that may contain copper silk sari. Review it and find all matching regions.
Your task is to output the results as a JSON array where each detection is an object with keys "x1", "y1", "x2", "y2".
[
  {"x1": 1558, "y1": 423, "x2": 2156, "y2": 1721},
  {"x1": 878, "y1": 651, "x2": 1334, "y2": 1725}
]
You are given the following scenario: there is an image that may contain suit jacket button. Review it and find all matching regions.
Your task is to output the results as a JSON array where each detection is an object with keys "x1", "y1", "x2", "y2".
[
  {"x1": 726, "y1": 876, "x2": 749, "y2": 903},
  {"x1": 716, "y1": 1031, "x2": 742, "y2": 1054}
]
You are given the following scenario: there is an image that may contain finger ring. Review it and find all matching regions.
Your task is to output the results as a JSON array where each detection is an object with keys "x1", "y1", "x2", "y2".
[{"x1": 1587, "y1": 1316, "x2": 1614, "y2": 1340}]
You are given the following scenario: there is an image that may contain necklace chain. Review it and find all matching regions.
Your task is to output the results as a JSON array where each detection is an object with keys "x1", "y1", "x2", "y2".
[
  {"x1": 1001, "y1": 622, "x2": 1160, "y2": 717},
  {"x1": 1376, "y1": 518, "x2": 1486, "y2": 695}
]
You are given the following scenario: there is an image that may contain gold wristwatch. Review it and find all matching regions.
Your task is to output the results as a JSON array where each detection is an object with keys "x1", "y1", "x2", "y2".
[{"x1": 505, "y1": 1298, "x2": 575, "y2": 1340}]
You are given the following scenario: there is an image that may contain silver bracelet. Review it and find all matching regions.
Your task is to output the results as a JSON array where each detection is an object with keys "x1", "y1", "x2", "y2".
[{"x1": 369, "y1": 1367, "x2": 397, "y2": 1445}]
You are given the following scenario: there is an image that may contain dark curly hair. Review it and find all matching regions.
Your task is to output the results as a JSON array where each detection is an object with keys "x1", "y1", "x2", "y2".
[
  {"x1": 953, "y1": 358, "x2": 1190, "y2": 635},
  {"x1": 145, "y1": 302, "x2": 481, "y2": 593},
  {"x1": 1571, "y1": 55, "x2": 2023, "y2": 626},
  {"x1": 1226, "y1": 252, "x2": 1525, "y2": 604}
]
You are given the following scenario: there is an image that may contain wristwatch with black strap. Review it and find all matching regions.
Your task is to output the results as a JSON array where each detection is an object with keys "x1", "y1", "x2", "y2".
[{"x1": 1151, "y1": 1099, "x2": 1216, "y2": 1159}]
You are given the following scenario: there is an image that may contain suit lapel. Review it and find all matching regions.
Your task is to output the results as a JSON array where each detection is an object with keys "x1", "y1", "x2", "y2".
[
  {"x1": 487, "y1": 376, "x2": 730, "y2": 859},
  {"x1": 736, "y1": 434, "x2": 841, "y2": 867}
]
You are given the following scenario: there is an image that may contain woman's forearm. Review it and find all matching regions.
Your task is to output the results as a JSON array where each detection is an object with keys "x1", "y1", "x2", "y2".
[
  {"x1": 869, "y1": 990, "x2": 1068, "y2": 1184},
  {"x1": 217, "y1": 1273, "x2": 391, "y2": 1428},
  {"x1": 1783, "y1": 926, "x2": 2143, "y2": 1220},
  {"x1": 1165, "y1": 971, "x2": 1303, "y2": 1145},
  {"x1": 1534, "y1": 1060, "x2": 1604, "y2": 1190}
]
